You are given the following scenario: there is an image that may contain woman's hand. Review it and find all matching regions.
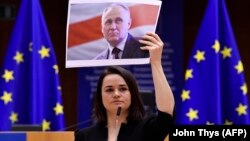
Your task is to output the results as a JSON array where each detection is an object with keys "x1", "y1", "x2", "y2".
[{"x1": 139, "y1": 32, "x2": 164, "y2": 65}]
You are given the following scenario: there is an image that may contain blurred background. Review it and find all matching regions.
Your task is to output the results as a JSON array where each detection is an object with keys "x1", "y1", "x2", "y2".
[{"x1": 0, "y1": 0, "x2": 249, "y2": 131}]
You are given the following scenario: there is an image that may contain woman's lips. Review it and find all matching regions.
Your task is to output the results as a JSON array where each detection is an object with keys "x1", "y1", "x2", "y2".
[{"x1": 112, "y1": 100, "x2": 122, "y2": 104}]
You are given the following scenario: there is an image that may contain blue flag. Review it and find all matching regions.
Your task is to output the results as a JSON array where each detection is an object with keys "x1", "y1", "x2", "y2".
[
  {"x1": 176, "y1": 0, "x2": 249, "y2": 125},
  {"x1": 0, "y1": 0, "x2": 65, "y2": 130}
]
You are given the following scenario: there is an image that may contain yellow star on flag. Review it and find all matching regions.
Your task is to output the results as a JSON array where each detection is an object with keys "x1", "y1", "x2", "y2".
[
  {"x1": 185, "y1": 69, "x2": 193, "y2": 80},
  {"x1": 1, "y1": 91, "x2": 12, "y2": 105},
  {"x1": 240, "y1": 83, "x2": 248, "y2": 95},
  {"x1": 2, "y1": 69, "x2": 14, "y2": 83},
  {"x1": 235, "y1": 103, "x2": 248, "y2": 116},
  {"x1": 224, "y1": 119, "x2": 233, "y2": 125},
  {"x1": 9, "y1": 111, "x2": 18, "y2": 123},
  {"x1": 38, "y1": 46, "x2": 50, "y2": 59},
  {"x1": 194, "y1": 50, "x2": 205, "y2": 63},
  {"x1": 221, "y1": 46, "x2": 232, "y2": 59},
  {"x1": 206, "y1": 121, "x2": 214, "y2": 125},
  {"x1": 234, "y1": 61, "x2": 243, "y2": 74},
  {"x1": 13, "y1": 51, "x2": 24, "y2": 64},
  {"x1": 54, "y1": 102, "x2": 64, "y2": 115},
  {"x1": 29, "y1": 42, "x2": 33, "y2": 52},
  {"x1": 42, "y1": 119, "x2": 51, "y2": 131},
  {"x1": 53, "y1": 65, "x2": 59, "y2": 74},
  {"x1": 186, "y1": 108, "x2": 198, "y2": 122},
  {"x1": 181, "y1": 90, "x2": 190, "y2": 101},
  {"x1": 57, "y1": 86, "x2": 62, "y2": 91},
  {"x1": 212, "y1": 40, "x2": 220, "y2": 53}
]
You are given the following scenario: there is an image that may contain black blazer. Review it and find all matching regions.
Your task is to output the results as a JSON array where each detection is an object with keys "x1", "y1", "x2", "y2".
[
  {"x1": 94, "y1": 33, "x2": 149, "y2": 59},
  {"x1": 74, "y1": 111, "x2": 173, "y2": 141}
]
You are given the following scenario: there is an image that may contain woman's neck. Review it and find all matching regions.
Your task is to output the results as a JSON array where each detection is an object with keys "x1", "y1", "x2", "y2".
[
  {"x1": 106, "y1": 111, "x2": 128, "y2": 141},
  {"x1": 106, "y1": 111, "x2": 128, "y2": 128}
]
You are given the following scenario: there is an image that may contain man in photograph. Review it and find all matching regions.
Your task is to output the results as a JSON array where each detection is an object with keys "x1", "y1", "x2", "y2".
[{"x1": 94, "y1": 3, "x2": 149, "y2": 60}]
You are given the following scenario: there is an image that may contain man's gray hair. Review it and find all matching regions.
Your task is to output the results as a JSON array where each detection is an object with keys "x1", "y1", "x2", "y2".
[{"x1": 101, "y1": 3, "x2": 131, "y2": 23}]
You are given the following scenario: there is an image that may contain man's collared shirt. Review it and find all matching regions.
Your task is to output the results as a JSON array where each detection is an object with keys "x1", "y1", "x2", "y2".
[{"x1": 107, "y1": 34, "x2": 128, "y2": 59}]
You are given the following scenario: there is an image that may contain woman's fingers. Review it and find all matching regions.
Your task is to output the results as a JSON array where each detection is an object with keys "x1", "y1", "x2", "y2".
[
  {"x1": 139, "y1": 32, "x2": 164, "y2": 50},
  {"x1": 139, "y1": 39, "x2": 155, "y2": 47}
]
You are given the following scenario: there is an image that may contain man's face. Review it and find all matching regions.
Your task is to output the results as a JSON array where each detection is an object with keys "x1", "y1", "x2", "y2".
[{"x1": 101, "y1": 6, "x2": 131, "y2": 47}]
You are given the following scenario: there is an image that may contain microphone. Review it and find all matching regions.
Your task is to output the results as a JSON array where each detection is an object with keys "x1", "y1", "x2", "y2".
[{"x1": 115, "y1": 106, "x2": 122, "y2": 141}]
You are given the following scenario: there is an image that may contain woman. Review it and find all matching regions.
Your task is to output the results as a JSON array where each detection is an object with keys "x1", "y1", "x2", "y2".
[{"x1": 75, "y1": 32, "x2": 175, "y2": 141}]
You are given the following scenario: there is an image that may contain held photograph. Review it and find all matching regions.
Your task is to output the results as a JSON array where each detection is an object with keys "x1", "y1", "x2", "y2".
[{"x1": 66, "y1": 0, "x2": 162, "y2": 68}]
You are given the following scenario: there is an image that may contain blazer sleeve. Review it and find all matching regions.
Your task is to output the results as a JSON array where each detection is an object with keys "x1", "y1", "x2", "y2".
[
  {"x1": 74, "y1": 128, "x2": 85, "y2": 141},
  {"x1": 142, "y1": 110, "x2": 174, "y2": 141}
]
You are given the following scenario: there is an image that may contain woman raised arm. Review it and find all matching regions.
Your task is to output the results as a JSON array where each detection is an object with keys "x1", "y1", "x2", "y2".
[{"x1": 139, "y1": 32, "x2": 175, "y2": 115}]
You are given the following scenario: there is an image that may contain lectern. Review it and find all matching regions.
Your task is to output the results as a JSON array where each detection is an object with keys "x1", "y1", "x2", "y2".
[{"x1": 0, "y1": 131, "x2": 74, "y2": 141}]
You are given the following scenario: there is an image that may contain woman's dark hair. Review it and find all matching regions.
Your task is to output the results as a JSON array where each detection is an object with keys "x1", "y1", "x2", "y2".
[{"x1": 93, "y1": 66, "x2": 145, "y2": 122}]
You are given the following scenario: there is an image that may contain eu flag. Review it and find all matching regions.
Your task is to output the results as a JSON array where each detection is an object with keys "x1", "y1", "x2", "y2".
[
  {"x1": 176, "y1": 0, "x2": 249, "y2": 125},
  {"x1": 0, "y1": 0, "x2": 65, "y2": 130}
]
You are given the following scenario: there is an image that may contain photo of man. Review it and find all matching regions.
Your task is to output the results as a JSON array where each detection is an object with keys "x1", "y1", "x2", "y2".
[
  {"x1": 66, "y1": 0, "x2": 161, "y2": 67},
  {"x1": 94, "y1": 3, "x2": 149, "y2": 60}
]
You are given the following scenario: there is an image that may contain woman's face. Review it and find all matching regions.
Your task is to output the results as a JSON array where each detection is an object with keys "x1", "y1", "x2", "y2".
[{"x1": 101, "y1": 74, "x2": 131, "y2": 114}]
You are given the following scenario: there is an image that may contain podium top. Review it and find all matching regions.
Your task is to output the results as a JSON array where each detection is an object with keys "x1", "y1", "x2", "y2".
[{"x1": 0, "y1": 131, "x2": 74, "y2": 141}]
